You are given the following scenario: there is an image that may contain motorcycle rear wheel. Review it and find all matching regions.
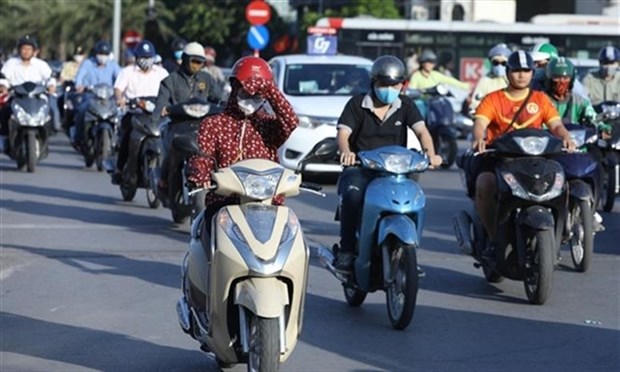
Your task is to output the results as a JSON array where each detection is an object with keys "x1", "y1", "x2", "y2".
[
  {"x1": 523, "y1": 229, "x2": 555, "y2": 305},
  {"x1": 570, "y1": 199, "x2": 593, "y2": 273},
  {"x1": 247, "y1": 314, "x2": 279, "y2": 372},
  {"x1": 385, "y1": 242, "x2": 418, "y2": 330}
]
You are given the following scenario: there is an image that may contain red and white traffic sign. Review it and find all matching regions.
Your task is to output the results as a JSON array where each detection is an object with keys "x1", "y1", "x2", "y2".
[
  {"x1": 459, "y1": 57, "x2": 485, "y2": 85},
  {"x1": 245, "y1": 0, "x2": 271, "y2": 26}
]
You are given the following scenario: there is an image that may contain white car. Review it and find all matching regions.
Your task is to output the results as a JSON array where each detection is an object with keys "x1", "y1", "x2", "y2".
[{"x1": 270, "y1": 54, "x2": 420, "y2": 173}]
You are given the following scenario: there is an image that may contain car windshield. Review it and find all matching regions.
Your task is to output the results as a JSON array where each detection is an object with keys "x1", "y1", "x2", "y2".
[{"x1": 284, "y1": 63, "x2": 371, "y2": 96}]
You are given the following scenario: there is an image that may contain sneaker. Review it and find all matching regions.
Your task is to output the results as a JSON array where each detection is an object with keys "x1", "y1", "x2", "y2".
[
  {"x1": 333, "y1": 251, "x2": 354, "y2": 274},
  {"x1": 111, "y1": 170, "x2": 122, "y2": 185},
  {"x1": 593, "y1": 212, "x2": 605, "y2": 232},
  {"x1": 417, "y1": 266, "x2": 426, "y2": 278}
]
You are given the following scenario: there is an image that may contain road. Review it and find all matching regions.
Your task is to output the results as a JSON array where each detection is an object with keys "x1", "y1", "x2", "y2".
[{"x1": 1, "y1": 136, "x2": 619, "y2": 372}]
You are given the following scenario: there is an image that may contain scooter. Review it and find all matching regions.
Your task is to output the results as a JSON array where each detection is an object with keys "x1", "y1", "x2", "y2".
[
  {"x1": 114, "y1": 97, "x2": 162, "y2": 208},
  {"x1": 406, "y1": 84, "x2": 458, "y2": 168},
  {"x1": 594, "y1": 101, "x2": 620, "y2": 212},
  {"x1": 174, "y1": 136, "x2": 328, "y2": 371},
  {"x1": 159, "y1": 98, "x2": 224, "y2": 224},
  {"x1": 553, "y1": 123, "x2": 601, "y2": 272},
  {"x1": 453, "y1": 129, "x2": 568, "y2": 304},
  {"x1": 80, "y1": 84, "x2": 119, "y2": 171},
  {"x1": 318, "y1": 143, "x2": 430, "y2": 330},
  {"x1": 7, "y1": 82, "x2": 52, "y2": 172}
]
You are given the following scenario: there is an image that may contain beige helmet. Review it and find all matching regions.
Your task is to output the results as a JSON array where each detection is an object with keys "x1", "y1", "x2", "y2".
[{"x1": 183, "y1": 42, "x2": 206, "y2": 60}]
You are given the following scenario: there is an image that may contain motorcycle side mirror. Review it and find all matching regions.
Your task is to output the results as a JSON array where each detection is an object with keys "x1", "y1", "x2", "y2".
[
  {"x1": 297, "y1": 138, "x2": 339, "y2": 173},
  {"x1": 172, "y1": 134, "x2": 200, "y2": 158}
]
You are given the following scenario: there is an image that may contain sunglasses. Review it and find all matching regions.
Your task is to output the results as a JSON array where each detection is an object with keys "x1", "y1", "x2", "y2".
[
  {"x1": 491, "y1": 60, "x2": 507, "y2": 66},
  {"x1": 189, "y1": 58, "x2": 205, "y2": 65}
]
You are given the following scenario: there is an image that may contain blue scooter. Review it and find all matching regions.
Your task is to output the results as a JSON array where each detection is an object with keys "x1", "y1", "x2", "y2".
[
  {"x1": 319, "y1": 145, "x2": 429, "y2": 330},
  {"x1": 553, "y1": 123, "x2": 601, "y2": 272}
]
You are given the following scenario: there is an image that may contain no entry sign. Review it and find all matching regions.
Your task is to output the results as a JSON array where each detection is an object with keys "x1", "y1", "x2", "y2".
[{"x1": 245, "y1": 0, "x2": 271, "y2": 26}]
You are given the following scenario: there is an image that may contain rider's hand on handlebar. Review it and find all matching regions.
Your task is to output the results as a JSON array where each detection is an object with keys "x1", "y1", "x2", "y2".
[
  {"x1": 563, "y1": 137, "x2": 577, "y2": 153},
  {"x1": 428, "y1": 154, "x2": 443, "y2": 169},
  {"x1": 117, "y1": 97, "x2": 126, "y2": 108},
  {"x1": 340, "y1": 151, "x2": 356, "y2": 166},
  {"x1": 472, "y1": 138, "x2": 486, "y2": 154}
]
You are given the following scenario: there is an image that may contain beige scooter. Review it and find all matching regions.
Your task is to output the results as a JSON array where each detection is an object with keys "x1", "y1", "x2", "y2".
[{"x1": 175, "y1": 137, "x2": 330, "y2": 371}]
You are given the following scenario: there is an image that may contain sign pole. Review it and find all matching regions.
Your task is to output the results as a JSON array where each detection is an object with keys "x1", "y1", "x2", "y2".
[{"x1": 253, "y1": 49, "x2": 259, "y2": 57}]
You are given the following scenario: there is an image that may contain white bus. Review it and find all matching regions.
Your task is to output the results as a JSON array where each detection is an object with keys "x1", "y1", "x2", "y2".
[{"x1": 315, "y1": 17, "x2": 619, "y2": 82}]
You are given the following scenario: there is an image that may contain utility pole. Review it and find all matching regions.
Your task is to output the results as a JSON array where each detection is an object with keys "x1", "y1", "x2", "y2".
[{"x1": 113, "y1": 0, "x2": 121, "y2": 59}]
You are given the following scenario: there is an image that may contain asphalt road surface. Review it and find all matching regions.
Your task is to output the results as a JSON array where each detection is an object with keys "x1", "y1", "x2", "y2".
[{"x1": 1, "y1": 136, "x2": 618, "y2": 372}]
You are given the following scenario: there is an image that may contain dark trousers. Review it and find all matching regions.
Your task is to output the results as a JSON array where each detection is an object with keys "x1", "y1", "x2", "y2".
[
  {"x1": 116, "y1": 113, "x2": 133, "y2": 171},
  {"x1": 160, "y1": 121, "x2": 198, "y2": 189},
  {"x1": 337, "y1": 167, "x2": 375, "y2": 253}
]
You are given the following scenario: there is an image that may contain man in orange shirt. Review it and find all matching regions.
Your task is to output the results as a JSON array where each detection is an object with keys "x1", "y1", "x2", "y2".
[{"x1": 471, "y1": 50, "x2": 575, "y2": 244}]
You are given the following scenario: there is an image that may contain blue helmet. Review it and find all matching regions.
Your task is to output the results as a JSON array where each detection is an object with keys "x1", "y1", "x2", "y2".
[
  {"x1": 598, "y1": 46, "x2": 620, "y2": 64},
  {"x1": 488, "y1": 43, "x2": 511, "y2": 60},
  {"x1": 94, "y1": 40, "x2": 111, "y2": 55},
  {"x1": 507, "y1": 50, "x2": 534, "y2": 70},
  {"x1": 134, "y1": 40, "x2": 156, "y2": 58}
]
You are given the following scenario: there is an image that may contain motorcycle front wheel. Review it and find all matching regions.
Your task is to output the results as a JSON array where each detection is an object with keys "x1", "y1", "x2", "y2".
[
  {"x1": 523, "y1": 229, "x2": 555, "y2": 305},
  {"x1": 26, "y1": 131, "x2": 37, "y2": 173},
  {"x1": 96, "y1": 130, "x2": 111, "y2": 172},
  {"x1": 570, "y1": 199, "x2": 593, "y2": 273},
  {"x1": 144, "y1": 155, "x2": 160, "y2": 209},
  {"x1": 385, "y1": 242, "x2": 418, "y2": 330},
  {"x1": 247, "y1": 314, "x2": 279, "y2": 372},
  {"x1": 434, "y1": 133, "x2": 457, "y2": 169}
]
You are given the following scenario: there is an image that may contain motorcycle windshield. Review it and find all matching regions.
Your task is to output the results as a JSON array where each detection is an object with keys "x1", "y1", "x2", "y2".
[
  {"x1": 13, "y1": 82, "x2": 46, "y2": 97},
  {"x1": 88, "y1": 99, "x2": 117, "y2": 119}
]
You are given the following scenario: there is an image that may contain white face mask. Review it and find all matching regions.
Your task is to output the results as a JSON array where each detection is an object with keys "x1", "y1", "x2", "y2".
[
  {"x1": 237, "y1": 96, "x2": 264, "y2": 116},
  {"x1": 74, "y1": 55, "x2": 85, "y2": 63},
  {"x1": 96, "y1": 54, "x2": 109, "y2": 65}
]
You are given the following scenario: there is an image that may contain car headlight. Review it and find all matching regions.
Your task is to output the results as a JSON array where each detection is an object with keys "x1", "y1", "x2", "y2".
[
  {"x1": 513, "y1": 136, "x2": 549, "y2": 155},
  {"x1": 235, "y1": 169, "x2": 283, "y2": 200},
  {"x1": 379, "y1": 152, "x2": 413, "y2": 174},
  {"x1": 183, "y1": 103, "x2": 210, "y2": 118},
  {"x1": 569, "y1": 130, "x2": 586, "y2": 147}
]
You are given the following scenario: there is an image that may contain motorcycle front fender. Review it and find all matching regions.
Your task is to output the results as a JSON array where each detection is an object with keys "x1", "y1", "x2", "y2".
[
  {"x1": 517, "y1": 205, "x2": 555, "y2": 231},
  {"x1": 234, "y1": 277, "x2": 289, "y2": 318},
  {"x1": 569, "y1": 179, "x2": 593, "y2": 202},
  {"x1": 377, "y1": 214, "x2": 419, "y2": 247}
]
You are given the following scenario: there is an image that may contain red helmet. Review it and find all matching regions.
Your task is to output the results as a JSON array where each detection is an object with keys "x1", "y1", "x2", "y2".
[{"x1": 231, "y1": 56, "x2": 273, "y2": 85}]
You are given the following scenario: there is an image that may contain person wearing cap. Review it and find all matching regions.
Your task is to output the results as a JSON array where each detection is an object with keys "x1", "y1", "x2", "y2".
[
  {"x1": 188, "y1": 56, "x2": 298, "y2": 242},
  {"x1": 112, "y1": 40, "x2": 168, "y2": 182},
  {"x1": 202, "y1": 46, "x2": 225, "y2": 87},
  {"x1": 333, "y1": 55, "x2": 442, "y2": 273},
  {"x1": 582, "y1": 45, "x2": 620, "y2": 105},
  {"x1": 469, "y1": 44, "x2": 511, "y2": 112},
  {"x1": 468, "y1": 50, "x2": 575, "y2": 257},
  {"x1": 409, "y1": 49, "x2": 470, "y2": 91},
  {"x1": 60, "y1": 45, "x2": 86, "y2": 84},
  {"x1": 71, "y1": 40, "x2": 121, "y2": 147},
  {"x1": 154, "y1": 41, "x2": 224, "y2": 198},
  {"x1": 1, "y1": 35, "x2": 57, "y2": 136}
]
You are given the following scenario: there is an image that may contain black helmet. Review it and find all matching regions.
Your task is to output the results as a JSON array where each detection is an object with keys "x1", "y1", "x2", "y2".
[
  {"x1": 170, "y1": 37, "x2": 188, "y2": 52},
  {"x1": 17, "y1": 35, "x2": 38, "y2": 49},
  {"x1": 506, "y1": 50, "x2": 534, "y2": 71},
  {"x1": 598, "y1": 45, "x2": 620, "y2": 64},
  {"x1": 94, "y1": 40, "x2": 112, "y2": 55},
  {"x1": 370, "y1": 55, "x2": 406, "y2": 85},
  {"x1": 419, "y1": 49, "x2": 437, "y2": 63}
]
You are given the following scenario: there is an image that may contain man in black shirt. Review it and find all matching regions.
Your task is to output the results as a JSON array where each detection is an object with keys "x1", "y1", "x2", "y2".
[{"x1": 334, "y1": 55, "x2": 442, "y2": 273}]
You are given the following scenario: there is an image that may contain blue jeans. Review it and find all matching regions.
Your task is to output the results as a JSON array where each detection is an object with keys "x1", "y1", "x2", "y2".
[
  {"x1": 72, "y1": 93, "x2": 92, "y2": 143},
  {"x1": 337, "y1": 167, "x2": 375, "y2": 254}
]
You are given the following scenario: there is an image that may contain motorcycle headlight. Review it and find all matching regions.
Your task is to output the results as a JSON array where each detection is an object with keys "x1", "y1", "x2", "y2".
[
  {"x1": 217, "y1": 209, "x2": 246, "y2": 243},
  {"x1": 183, "y1": 104, "x2": 210, "y2": 118},
  {"x1": 235, "y1": 169, "x2": 283, "y2": 200},
  {"x1": 14, "y1": 105, "x2": 47, "y2": 126},
  {"x1": 280, "y1": 210, "x2": 300, "y2": 244},
  {"x1": 501, "y1": 171, "x2": 529, "y2": 200},
  {"x1": 513, "y1": 136, "x2": 549, "y2": 155},
  {"x1": 379, "y1": 152, "x2": 414, "y2": 174},
  {"x1": 93, "y1": 85, "x2": 114, "y2": 100},
  {"x1": 569, "y1": 130, "x2": 586, "y2": 147}
]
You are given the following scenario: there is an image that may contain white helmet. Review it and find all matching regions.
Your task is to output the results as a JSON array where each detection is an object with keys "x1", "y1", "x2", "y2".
[{"x1": 183, "y1": 42, "x2": 206, "y2": 60}]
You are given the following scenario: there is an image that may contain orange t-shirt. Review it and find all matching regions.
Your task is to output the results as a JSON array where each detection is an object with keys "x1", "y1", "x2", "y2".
[{"x1": 475, "y1": 89, "x2": 560, "y2": 144}]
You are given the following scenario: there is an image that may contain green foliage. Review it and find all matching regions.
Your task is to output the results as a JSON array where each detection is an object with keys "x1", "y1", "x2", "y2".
[{"x1": 341, "y1": 0, "x2": 400, "y2": 18}]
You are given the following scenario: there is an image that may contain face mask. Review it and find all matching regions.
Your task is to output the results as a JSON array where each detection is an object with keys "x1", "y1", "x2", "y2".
[
  {"x1": 552, "y1": 80, "x2": 571, "y2": 98},
  {"x1": 373, "y1": 86, "x2": 400, "y2": 105},
  {"x1": 136, "y1": 57, "x2": 154, "y2": 71},
  {"x1": 237, "y1": 96, "x2": 264, "y2": 116},
  {"x1": 491, "y1": 65, "x2": 506, "y2": 77},
  {"x1": 96, "y1": 54, "x2": 109, "y2": 65},
  {"x1": 74, "y1": 55, "x2": 85, "y2": 63},
  {"x1": 174, "y1": 50, "x2": 183, "y2": 61},
  {"x1": 601, "y1": 65, "x2": 618, "y2": 78}
]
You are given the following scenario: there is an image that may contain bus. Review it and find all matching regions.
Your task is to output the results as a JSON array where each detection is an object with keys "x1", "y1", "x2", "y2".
[{"x1": 315, "y1": 17, "x2": 620, "y2": 83}]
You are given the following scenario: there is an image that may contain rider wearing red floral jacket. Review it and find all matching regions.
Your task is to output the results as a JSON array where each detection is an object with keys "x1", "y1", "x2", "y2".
[{"x1": 188, "y1": 56, "x2": 298, "y2": 218}]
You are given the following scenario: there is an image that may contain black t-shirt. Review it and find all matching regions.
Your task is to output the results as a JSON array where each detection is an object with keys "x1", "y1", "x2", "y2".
[{"x1": 337, "y1": 93, "x2": 425, "y2": 153}]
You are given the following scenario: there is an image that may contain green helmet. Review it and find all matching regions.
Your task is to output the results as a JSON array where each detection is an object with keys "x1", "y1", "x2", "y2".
[
  {"x1": 546, "y1": 57, "x2": 575, "y2": 80},
  {"x1": 531, "y1": 42, "x2": 558, "y2": 62}
]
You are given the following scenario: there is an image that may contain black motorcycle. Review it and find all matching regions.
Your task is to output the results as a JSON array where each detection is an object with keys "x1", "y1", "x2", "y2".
[
  {"x1": 7, "y1": 82, "x2": 52, "y2": 172},
  {"x1": 594, "y1": 101, "x2": 620, "y2": 212},
  {"x1": 114, "y1": 97, "x2": 162, "y2": 208},
  {"x1": 160, "y1": 99, "x2": 223, "y2": 223},
  {"x1": 406, "y1": 85, "x2": 458, "y2": 168},
  {"x1": 453, "y1": 129, "x2": 568, "y2": 304},
  {"x1": 81, "y1": 84, "x2": 119, "y2": 171}
]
